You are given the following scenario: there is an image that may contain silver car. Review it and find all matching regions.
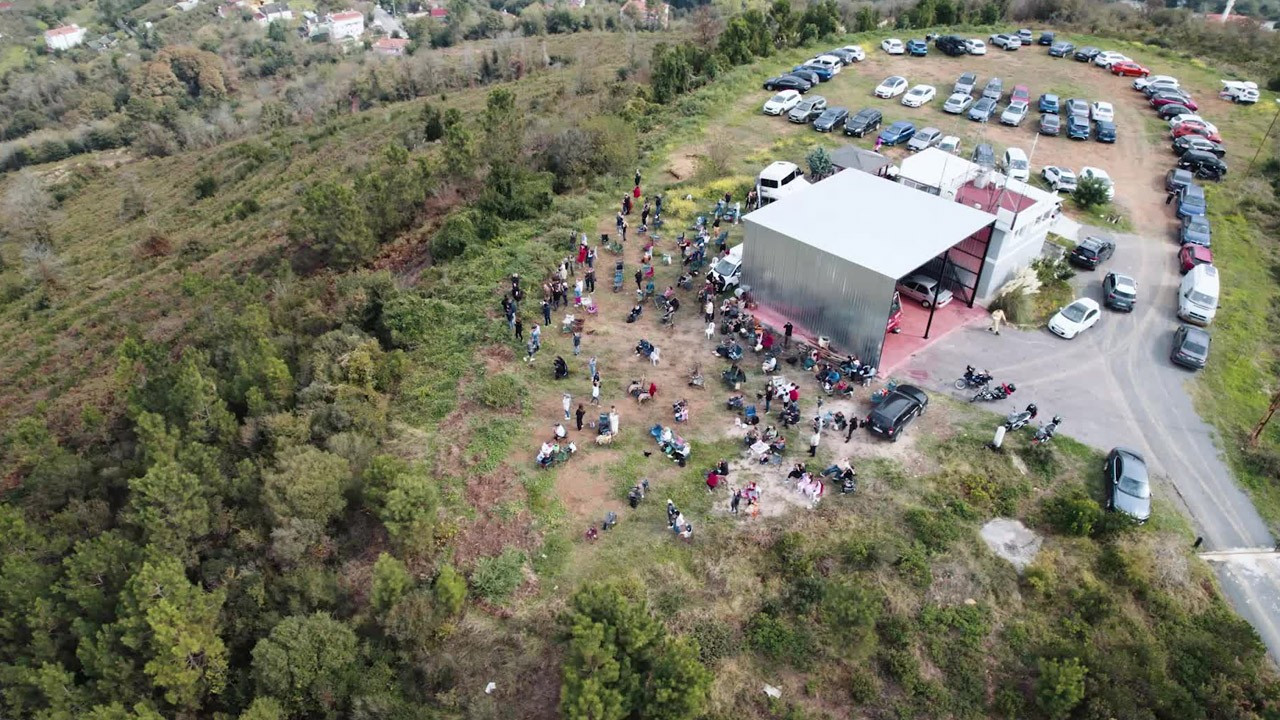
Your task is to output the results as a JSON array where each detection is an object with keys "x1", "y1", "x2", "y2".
[
  {"x1": 943, "y1": 92, "x2": 974, "y2": 114},
  {"x1": 968, "y1": 97, "x2": 996, "y2": 122},
  {"x1": 907, "y1": 127, "x2": 943, "y2": 151},
  {"x1": 1065, "y1": 97, "x2": 1089, "y2": 118},
  {"x1": 1105, "y1": 447, "x2": 1151, "y2": 522},
  {"x1": 1000, "y1": 100, "x2": 1029, "y2": 126},
  {"x1": 897, "y1": 274, "x2": 953, "y2": 308}
]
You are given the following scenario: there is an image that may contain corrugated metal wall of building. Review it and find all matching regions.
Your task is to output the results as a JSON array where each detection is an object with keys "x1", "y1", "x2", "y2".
[{"x1": 742, "y1": 222, "x2": 897, "y2": 366}]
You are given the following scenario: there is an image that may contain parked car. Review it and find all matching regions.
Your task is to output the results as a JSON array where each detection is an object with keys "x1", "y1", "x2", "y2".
[
  {"x1": 839, "y1": 45, "x2": 867, "y2": 61},
  {"x1": 866, "y1": 384, "x2": 929, "y2": 442},
  {"x1": 1165, "y1": 167, "x2": 1195, "y2": 194},
  {"x1": 964, "y1": 38, "x2": 987, "y2": 55},
  {"x1": 902, "y1": 84, "x2": 937, "y2": 107},
  {"x1": 1042, "y1": 165, "x2": 1077, "y2": 192},
  {"x1": 990, "y1": 33, "x2": 1021, "y2": 50},
  {"x1": 827, "y1": 48, "x2": 860, "y2": 64},
  {"x1": 881, "y1": 38, "x2": 905, "y2": 54},
  {"x1": 1068, "y1": 235, "x2": 1116, "y2": 269},
  {"x1": 1171, "y1": 123, "x2": 1222, "y2": 144},
  {"x1": 1073, "y1": 46, "x2": 1101, "y2": 61},
  {"x1": 1002, "y1": 147, "x2": 1030, "y2": 180},
  {"x1": 807, "y1": 55, "x2": 843, "y2": 76},
  {"x1": 1145, "y1": 83, "x2": 1190, "y2": 99},
  {"x1": 935, "y1": 35, "x2": 968, "y2": 56},
  {"x1": 1175, "y1": 183, "x2": 1207, "y2": 220},
  {"x1": 897, "y1": 274, "x2": 952, "y2": 308},
  {"x1": 797, "y1": 60, "x2": 835, "y2": 81},
  {"x1": 1105, "y1": 447, "x2": 1151, "y2": 522},
  {"x1": 1110, "y1": 61, "x2": 1150, "y2": 77},
  {"x1": 1039, "y1": 113, "x2": 1062, "y2": 136},
  {"x1": 878, "y1": 120, "x2": 917, "y2": 146},
  {"x1": 1011, "y1": 85, "x2": 1031, "y2": 104},
  {"x1": 789, "y1": 67, "x2": 822, "y2": 86},
  {"x1": 843, "y1": 107, "x2": 883, "y2": 136},
  {"x1": 968, "y1": 97, "x2": 997, "y2": 122},
  {"x1": 972, "y1": 143, "x2": 996, "y2": 167},
  {"x1": 982, "y1": 77, "x2": 1004, "y2": 101},
  {"x1": 1171, "y1": 324, "x2": 1212, "y2": 370},
  {"x1": 954, "y1": 71, "x2": 978, "y2": 95},
  {"x1": 1179, "y1": 243, "x2": 1213, "y2": 273},
  {"x1": 1135, "y1": 74, "x2": 1178, "y2": 91},
  {"x1": 1065, "y1": 97, "x2": 1089, "y2": 117},
  {"x1": 875, "y1": 76, "x2": 909, "y2": 98},
  {"x1": 1152, "y1": 93, "x2": 1198, "y2": 111},
  {"x1": 1101, "y1": 271, "x2": 1138, "y2": 312},
  {"x1": 1155, "y1": 103, "x2": 1195, "y2": 120},
  {"x1": 1180, "y1": 215, "x2": 1212, "y2": 247},
  {"x1": 1221, "y1": 79, "x2": 1260, "y2": 104},
  {"x1": 762, "y1": 90, "x2": 802, "y2": 115},
  {"x1": 907, "y1": 126, "x2": 944, "y2": 151},
  {"x1": 1079, "y1": 166, "x2": 1115, "y2": 199},
  {"x1": 1173, "y1": 135, "x2": 1226, "y2": 158},
  {"x1": 938, "y1": 135, "x2": 961, "y2": 154},
  {"x1": 1039, "y1": 93, "x2": 1060, "y2": 113},
  {"x1": 944, "y1": 92, "x2": 975, "y2": 114},
  {"x1": 1170, "y1": 114, "x2": 1219, "y2": 134},
  {"x1": 1048, "y1": 40, "x2": 1075, "y2": 57},
  {"x1": 1001, "y1": 101, "x2": 1029, "y2": 126},
  {"x1": 1094, "y1": 120, "x2": 1117, "y2": 143},
  {"x1": 812, "y1": 106, "x2": 850, "y2": 132},
  {"x1": 1093, "y1": 51, "x2": 1131, "y2": 68},
  {"x1": 1038, "y1": 31, "x2": 1055, "y2": 45},
  {"x1": 906, "y1": 38, "x2": 928, "y2": 56},
  {"x1": 1066, "y1": 114, "x2": 1090, "y2": 140},
  {"x1": 1049, "y1": 297, "x2": 1102, "y2": 339},
  {"x1": 787, "y1": 95, "x2": 827, "y2": 123},
  {"x1": 1017, "y1": 28, "x2": 1034, "y2": 44},
  {"x1": 764, "y1": 75, "x2": 812, "y2": 92},
  {"x1": 1090, "y1": 101, "x2": 1115, "y2": 121}
]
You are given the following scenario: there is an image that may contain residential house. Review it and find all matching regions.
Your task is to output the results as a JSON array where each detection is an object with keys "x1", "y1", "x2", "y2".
[
  {"x1": 372, "y1": 36, "x2": 409, "y2": 55},
  {"x1": 217, "y1": 0, "x2": 247, "y2": 17},
  {"x1": 897, "y1": 148, "x2": 1063, "y2": 301},
  {"x1": 328, "y1": 10, "x2": 365, "y2": 40},
  {"x1": 255, "y1": 2, "x2": 293, "y2": 25},
  {"x1": 0, "y1": 2, "x2": 14, "y2": 10},
  {"x1": 619, "y1": 0, "x2": 668, "y2": 29},
  {"x1": 88, "y1": 33, "x2": 120, "y2": 51},
  {"x1": 44, "y1": 25, "x2": 87, "y2": 50}
]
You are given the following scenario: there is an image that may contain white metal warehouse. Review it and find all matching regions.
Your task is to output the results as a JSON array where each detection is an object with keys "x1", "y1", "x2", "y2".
[{"x1": 742, "y1": 169, "x2": 997, "y2": 366}]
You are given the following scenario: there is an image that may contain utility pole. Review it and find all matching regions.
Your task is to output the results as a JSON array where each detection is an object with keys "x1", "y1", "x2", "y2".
[{"x1": 1248, "y1": 386, "x2": 1280, "y2": 446}]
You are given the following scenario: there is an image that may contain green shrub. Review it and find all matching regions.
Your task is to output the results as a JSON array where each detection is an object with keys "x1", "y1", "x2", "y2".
[
  {"x1": 838, "y1": 537, "x2": 880, "y2": 569},
  {"x1": 876, "y1": 614, "x2": 913, "y2": 649},
  {"x1": 879, "y1": 648, "x2": 922, "y2": 694},
  {"x1": 904, "y1": 507, "x2": 962, "y2": 553},
  {"x1": 470, "y1": 372, "x2": 526, "y2": 411},
  {"x1": 820, "y1": 581, "x2": 882, "y2": 638},
  {"x1": 1073, "y1": 175, "x2": 1111, "y2": 209},
  {"x1": 746, "y1": 612, "x2": 815, "y2": 669},
  {"x1": 469, "y1": 549, "x2": 526, "y2": 603},
  {"x1": 848, "y1": 667, "x2": 879, "y2": 704},
  {"x1": 1035, "y1": 657, "x2": 1087, "y2": 720},
  {"x1": 989, "y1": 287, "x2": 1033, "y2": 324},
  {"x1": 1041, "y1": 492, "x2": 1101, "y2": 537},
  {"x1": 689, "y1": 618, "x2": 738, "y2": 664},
  {"x1": 895, "y1": 542, "x2": 932, "y2": 588}
]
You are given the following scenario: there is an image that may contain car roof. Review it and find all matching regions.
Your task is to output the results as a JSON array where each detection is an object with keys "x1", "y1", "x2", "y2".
[
  {"x1": 1095, "y1": 119, "x2": 1115, "y2": 128},
  {"x1": 889, "y1": 120, "x2": 912, "y2": 129},
  {"x1": 919, "y1": 127, "x2": 941, "y2": 135},
  {"x1": 1070, "y1": 297, "x2": 1101, "y2": 310},
  {"x1": 1110, "y1": 273, "x2": 1137, "y2": 288},
  {"x1": 960, "y1": 71, "x2": 977, "y2": 79},
  {"x1": 1113, "y1": 447, "x2": 1149, "y2": 477},
  {"x1": 1043, "y1": 92, "x2": 1059, "y2": 99},
  {"x1": 1182, "y1": 184, "x2": 1205, "y2": 198},
  {"x1": 1181, "y1": 324, "x2": 1211, "y2": 341},
  {"x1": 1079, "y1": 236, "x2": 1107, "y2": 249}
]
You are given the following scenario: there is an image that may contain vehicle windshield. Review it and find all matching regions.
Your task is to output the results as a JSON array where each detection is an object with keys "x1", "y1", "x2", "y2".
[
  {"x1": 795, "y1": 101, "x2": 813, "y2": 111},
  {"x1": 1010, "y1": 159, "x2": 1028, "y2": 170},
  {"x1": 1061, "y1": 303, "x2": 1089, "y2": 322},
  {"x1": 1182, "y1": 194, "x2": 1205, "y2": 208},
  {"x1": 1182, "y1": 338, "x2": 1208, "y2": 355},
  {"x1": 770, "y1": 93, "x2": 789, "y2": 103},
  {"x1": 1119, "y1": 476, "x2": 1150, "y2": 498},
  {"x1": 1189, "y1": 291, "x2": 1215, "y2": 306},
  {"x1": 760, "y1": 179, "x2": 779, "y2": 189},
  {"x1": 1112, "y1": 285, "x2": 1135, "y2": 299},
  {"x1": 713, "y1": 258, "x2": 738, "y2": 276}
]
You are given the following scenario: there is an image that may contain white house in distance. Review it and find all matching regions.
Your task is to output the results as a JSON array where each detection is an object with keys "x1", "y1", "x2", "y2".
[
  {"x1": 897, "y1": 148, "x2": 1063, "y2": 301},
  {"x1": 328, "y1": 10, "x2": 365, "y2": 41},
  {"x1": 372, "y1": 36, "x2": 409, "y2": 56},
  {"x1": 44, "y1": 24, "x2": 87, "y2": 51},
  {"x1": 255, "y1": 2, "x2": 293, "y2": 26}
]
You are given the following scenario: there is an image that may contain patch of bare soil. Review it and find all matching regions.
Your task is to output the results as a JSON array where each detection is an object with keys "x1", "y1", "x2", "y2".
[
  {"x1": 454, "y1": 462, "x2": 540, "y2": 568},
  {"x1": 980, "y1": 517, "x2": 1043, "y2": 573},
  {"x1": 664, "y1": 143, "x2": 705, "y2": 181}
]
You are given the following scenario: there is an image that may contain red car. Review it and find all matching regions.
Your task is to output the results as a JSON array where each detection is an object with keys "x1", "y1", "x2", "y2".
[
  {"x1": 1110, "y1": 61, "x2": 1149, "y2": 77},
  {"x1": 1152, "y1": 94, "x2": 1198, "y2": 111},
  {"x1": 1011, "y1": 84, "x2": 1031, "y2": 104},
  {"x1": 1178, "y1": 244, "x2": 1213, "y2": 274},
  {"x1": 1172, "y1": 123, "x2": 1223, "y2": 143}
]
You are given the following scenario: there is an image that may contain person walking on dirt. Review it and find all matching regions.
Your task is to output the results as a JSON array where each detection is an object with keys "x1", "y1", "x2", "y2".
[
  {"x1": 588, "y1": 355, "x2": 597, "y2": 379},
  {"x1": 730, "y1": 487, "x2": 741, "y2": 515},
  {"x1": 591, "y1": 377, "x2": 601, "y2": 405},
  {"x1": 576, "y1": 404, "x2": 586, "y2": 431},
  {"x1": 573, "y1": 331, "x2": 582, "y2": 356},
  {"x1": 988, "y1": 308, "x2": 1006, "y2": 335},
  {"x1": 563, "y1": 392, "x2": 572, "y2": 421},
  {"x1": 704, "y1": 299, "x2": 714, "y2": 323},
  {"x1": 784, "y1": 321, "x2": 793, "y2": 348},
  {"x1": 514, "y1": 317, "x2": 524, "y2": 341},
  {"x1": 634, "y1": 268, "x2": 643, "y2": 291},
  {"x1": 809, "y1": 428, "x2": 821, "y2": 457},
  {"x1": 531, "y1": 323, "x2": 541, "y2": 351},
  {"x1": 541, "y1": 299, "x2": 551, "y2": 326},
  {"x1": 641, "y1": 201, "x2": 650, "y2": 229}
]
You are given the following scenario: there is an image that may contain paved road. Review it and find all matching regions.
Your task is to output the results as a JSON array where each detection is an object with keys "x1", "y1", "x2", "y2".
[{"x1": 897, "y1": 222, "x2": 1280, "y2": 658}]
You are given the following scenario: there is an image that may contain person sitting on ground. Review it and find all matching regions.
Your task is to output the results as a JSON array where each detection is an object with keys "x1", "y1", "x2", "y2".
[
  {"x1": 716, "y1": 459, "x2": 729, "y2": 477},
  {"x1": 554, "y1": 356, "x2": 568, "y2": 379},
  {"x1": 743, "y1": 427, "x2": 760, "y2": 446},
  {"x1": 662, "y1": 285, "x2": 675, "y2": 300},
  {"x1": 627, "y1": 305, "x2": 642, "y2": 323},
  {"x1": 706, "y1": 470, "x2": 720, "y2": 491},
  {"x1": 787, "y1": 463, "x2": 807, "y2": 482},
  {"x1": 762, "y1": 355, "x2": 777, "y2": 374},
  {"x1": 553, "y1": 423, "x2": 567, "y2": 440},
  {"x1": 538, "y1": 441, "x2": 554, "y2": 465},
  {"x1": 762, "y1": 425, "x2": 778, "y2": 442},
  {"x1": 680, "y1": 522, "x2": 694, "y2": 539}
]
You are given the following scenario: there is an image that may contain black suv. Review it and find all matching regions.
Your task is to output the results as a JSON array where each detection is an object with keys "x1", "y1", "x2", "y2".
[
  {"x1": 935, "y1": 35, "x2": 968, "y2": 56},
  {"x1": 866, "y1": 385, "x2": 929, "y2": 442},
  {"x1": 1068, "y1": 236, "x2": 1116, "y2": 269},
  {"x1": 844, "y1": 107, "x2": 883, "y2": 137},
  {"x1": 1073, "y1": 46, "x2": 1101, "y2": 61},
  {"x1": 1177, "y1": 150, "x2": 1228, "y2": 180}
]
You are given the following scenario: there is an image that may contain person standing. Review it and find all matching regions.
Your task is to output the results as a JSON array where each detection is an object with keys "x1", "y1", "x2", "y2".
[
  {"x1": 784, "y1": 321, "x2": 793, "y2": 348},
  {"x1": 573, "y1": 331, "x2": 582, "y2": 356},
  {"x1": 514, "y1": 317, "x2": 524, "y2": 341},
  {"x1": 704, "y1": 299, "x2": 714, "y2": 323},
  {"x1": 621, "y1": 218, "x2": 628, "y2": 243},
  {"x1": 585, "y1": 268, "x2": 596, "y2": 293},
  {"x1": 563, "y1": 392, "x2": 572, "y2": 421},
  {"x1": 654, "y1": 193, "x2": 663, "y2": 218},
  {"x1": 541, "y1": 299, "x2": 551, "y2": 326},
  {"x1": 988, "y1": 308, "x2": 1006, "y2": 335},
  {"x1": 575, "y1": 403, "x2": 586, "y2": 432},
  {"x1": 609, "y1": 406, "x2": 620, "y2": 436},
  {"x1": 809, "y1": 428, "x2": 821, "y2": 457},
  {"x1": 531, "y1": 323, "x2": 541, "y2": 351},
  {"x1": 845, "y1": 417, "x2": 857, "y2": 443},
  {"x1": 591, "y1": 376, "x2": 601, "y2": 405},
  {"x1": 635, "y1": 169, "x2": 642, "y2": 188},
  {"x1": 616, "y1": 210, "x2": 625, "y2": 231},
  {"x1": 634, "y1": 268, "x2": 643, "y2": 291},
  {"x1": 588, "y1": 355, "x2": 598, "y2": 379},
  {"x1": 729, "y1": 487, "x2": 741, "y2": 515},
  {"x1": 763, "y1": 389, "x2": 772, "y2": 414},
  {"x1": 641, "y1": 201, "x2": 650, "y2": 229}
]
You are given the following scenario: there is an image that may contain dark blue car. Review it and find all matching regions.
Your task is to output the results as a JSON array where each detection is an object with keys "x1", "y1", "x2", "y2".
[
  {"x1": 878, "y1": 120, "x2": 917, "y2": 146},
  {"x1": 1067, "y1": 114, "x2": 1090, "y2": 140},
  {"x1": 1180, "y1": 215, "x2": 1211, "y2": 246},
  {"x1": 907, "y1": 39, "x2": 928, "y2": 56},
  {"x1": 1176, "y1": 184, "x2": 1207, "y2": 220},
  {"x1": 1094, "y1": 120, "x2": 1117, "y2": 143},
  {"x1": 1038, "y1": 93, "x2": 1059, "y2": 113}
]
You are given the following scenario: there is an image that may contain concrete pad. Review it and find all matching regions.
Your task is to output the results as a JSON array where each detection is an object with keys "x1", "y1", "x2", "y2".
[{"x1": 880, "y1": 300, "x2": 989, "y2": 374}]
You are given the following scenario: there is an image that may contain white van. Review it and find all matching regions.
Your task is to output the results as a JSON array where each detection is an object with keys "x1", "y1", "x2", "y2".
[
  {"x1": 1002, "y1": 147, "x2": 1030, "y2": 181},
  {"x1": 757, "y1": 161, "x2": 809, "y2": 205},
  {"x1": 807, "y1": 55, "x2": 841, "y2": 75},
  {"x1": 1178, "y1": 263, "x2": 1219, "y2": 325},
  {"x1": 709, "y1": 244, "x2": 744, "y2": 290}
]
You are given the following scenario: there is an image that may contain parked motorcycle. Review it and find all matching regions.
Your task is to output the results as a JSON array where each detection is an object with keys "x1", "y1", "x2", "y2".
[
  {"x1": 954, "y1": 365, "x2": 994, "y2": 390},
  {"x1": 971, "y1": 382, "x2": 1016, "y2": 403},
  {"x1": 1004, "y1": 403, "x2": 1039, "y2": 431},
  {"x1": 1031, "y1": 416, "x2": 1062, "y2": 446}
]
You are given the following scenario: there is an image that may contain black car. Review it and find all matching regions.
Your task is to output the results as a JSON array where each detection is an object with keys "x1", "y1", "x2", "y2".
[
  {"x1": 789, "y1": 68, "x2": 822, "y2": 87},
  {"x1": 935, "y1": 34, "x2": 968, "y2": 56},
  {"x1": 1074, "y1": 46, "x2": 1101, "y2": 61},
  {"x1": 1048, "y1": 40, "x2": 1075, "y2": 57},
  {"x1": 1173, "y1": 135, "x2": 1226, "y2": 158},
  {"x1": 1094, "y1": 120, "x2": 1117, "y2": 143},
  {"x1": 1177, "y1": 150, "x2": 1228, "y2": 180},
  {"x1": 1156, "y1": 103, "x2": 1194, "y2": 120},
  {"x1": 764, "y1": 75, "x2": 811, "y2": 92},
  {"x1": 1102, "y1": 271, "x2": 1137, "y2": 311},
  {"x1": 844, "y1": 107, "x2": 883, "y2": 137},
  {"x1": 1069, "y1": 235, "x2": 1116, "y2": 269},
  {"x1": 1171, "y1": 324, "x2": 1211, "y2": 370},
  {"x1": 1038, "y1": 31, "x2": 1055, "y2": 45},
  {"x1": 866, "y1": 384, "x2": 929, "y2": 441},
  {"x1": 812, "y1": 106, "x2": 849, "y2": 132}
]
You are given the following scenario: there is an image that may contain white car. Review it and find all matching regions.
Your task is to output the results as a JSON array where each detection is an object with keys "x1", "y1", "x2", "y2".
[
  {"x1": 1042, "y1": 166, "x2": 1078, "y2": 193},
  {"x1": 938, "y1": 135, "x2": 961, "y2": 154},
  {"x1": 1170, "y1": 115, "x2": 1218, "y2": 134},
  {"x1": 1000, "y1": 100, "x2": 1029, "y2": 126},
  {"x1": 1002, "y1": 147, "x2": 1030, "y2": 181},
  {"x1": 989, "y1": 33, "x2": 1021, "y2": 50},
  {"x1": 1079, "y1": 166, "x2": 1116, "y2": 200},
  {"x1": 901, "y1": 84, "x2": 937, "y2": 108},
  {"x1": 1135, "y1": 74, "x2": 1178, "y2": 91},
  {"x1": 807, "y1": 55, "x2": 842, "y2": 76},
  {"x1": 1090, "y1": 101, "x2": 1115, "y2": 122},
  {"x1": 965, "y1": 38, "x2": 987, "y2": 55},
  {"x1": 1048, "y1": 298, "x2": 1102, "y2": 339},
  {"x1": 874, "y1": 76, "x2": 909, "y2": 99},
  {"x1": 881, "y1": 38, "x2": 905, "y2": 55},
  {"x1": 1093, "y1": 51, "x2": 1130, "y2": 68},
  {"x1": 841, "y1": 45, "x2": 867, "y2": 61},
  {"x1": 762, "y1": 89, "x2": 802, "y2": 116}
]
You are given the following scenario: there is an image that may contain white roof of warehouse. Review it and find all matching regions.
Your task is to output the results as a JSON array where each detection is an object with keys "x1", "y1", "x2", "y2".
[
  {"x1": 744, "y1": 168, "x2": 997, "y2": 279},
  {"x1": 899, "y1": 148, "x2": 1060, "y2": 207}
]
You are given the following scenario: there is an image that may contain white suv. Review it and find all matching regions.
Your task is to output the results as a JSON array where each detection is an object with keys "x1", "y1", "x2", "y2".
[{"x1": 989, "y1": 33, "x2": 1021, "y2": 50}]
